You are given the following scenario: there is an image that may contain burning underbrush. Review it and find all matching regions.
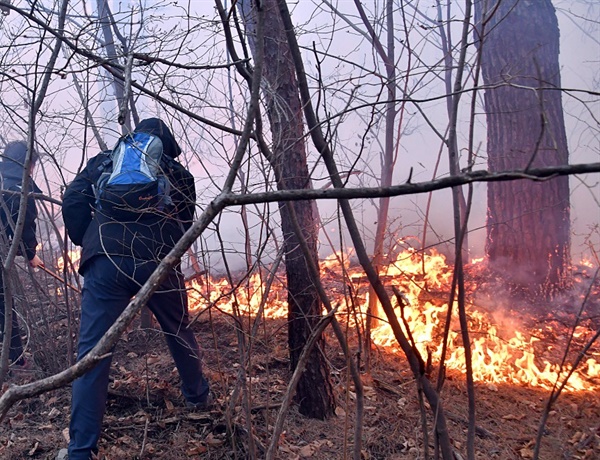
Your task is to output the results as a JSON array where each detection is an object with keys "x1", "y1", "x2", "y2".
[
  {"x1": 187, "y1": 248, "x2": 600, "y2": 393},
  {"x1": 2, "y1": 248, "x2": 599, "y2": 459}
]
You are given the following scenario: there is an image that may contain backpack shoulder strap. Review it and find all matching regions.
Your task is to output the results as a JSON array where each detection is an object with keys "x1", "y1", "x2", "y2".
[
  {"x1": 98, "y1": 157, "x2": 112, "y2": 172},
  {"x1": 92, "y1": 154, "x2": 114, "y2": 206},
  {"x1": 162, "y1": 155, "x2": 176, "y2": 171}
]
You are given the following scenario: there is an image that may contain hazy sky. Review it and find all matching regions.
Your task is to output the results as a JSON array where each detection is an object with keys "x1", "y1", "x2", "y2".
[{"x1": 1, "y1": 0, "x2": 597, "y2": 271}]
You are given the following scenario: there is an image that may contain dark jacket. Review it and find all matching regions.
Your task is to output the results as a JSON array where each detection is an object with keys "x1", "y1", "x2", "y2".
[
  {"x1": 0, "y1": 157, "x2": 40, "y2": 261},
  {"x1": 62, "y1": 119, "x2": 196, "y2": 274}
]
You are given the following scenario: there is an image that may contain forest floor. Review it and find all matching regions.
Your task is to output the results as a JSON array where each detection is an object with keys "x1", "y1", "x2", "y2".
[{"x1": 0, "y1": 267, "x2": 599, "y2": 460}]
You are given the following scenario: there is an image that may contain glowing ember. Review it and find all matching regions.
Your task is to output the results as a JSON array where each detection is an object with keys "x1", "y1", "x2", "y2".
[
  {"x1": 187, "y1": 249, "x2": 599, "y2": 392},
  {"x1": 580, "y1": 258, "x2": 594, "y2": 268}
]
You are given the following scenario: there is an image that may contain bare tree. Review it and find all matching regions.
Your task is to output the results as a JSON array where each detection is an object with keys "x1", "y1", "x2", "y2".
[{"x1": 235, "y1": 0, "x2": 336, "y2": 419}]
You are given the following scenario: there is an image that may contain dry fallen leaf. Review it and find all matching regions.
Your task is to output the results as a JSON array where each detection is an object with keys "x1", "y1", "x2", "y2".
[
  {"x1": 146, "y1": 353, "x2": 161, "y2": 365},
  {"x1": 519, "y1": 447, "x2": 534, "y2": 459},
  {"x1": 298, "y1": 444, "x2": 315, "y2": 457},
  {"x1": 204, "y1": 433, "x2": 224, "y2": 447},
  {"x1": 160, "y1": 416, "x2": 180, "y2": 425},
  {"x1": 279, "y1": 443, "x2": 293, "y2": 454},
  {"x1": 186, "y1": 412, "x2": 211, "y2": 422},
  {"x1": 570, "y1": 431, "x2": 584, "y2": 444},
  {"x1": 335, "y1": 406, "x2": 346, "y2": 417},
  {"x1": 186, "y1": 440, "x2": 208, "y2": 456}
]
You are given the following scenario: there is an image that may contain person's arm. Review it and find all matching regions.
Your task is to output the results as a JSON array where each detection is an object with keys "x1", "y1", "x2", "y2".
[
  {"x1": 29, "y1": 254, "x2": 43, "y2": 268},
  {"x1": 178, "y1": 169, "x2": 196, "y2": 232},
  {"x1": 4, "y1": 181, "x2": 41, "y2": 263},
  {"x1": 20, "y1": 193, "x2": 40, "y2": 263},
  {"x1": 169, "y1": 162, "x2": 196, "y2": 232},
  {"x1": 62, "y1": 156, "x2": 103, "y2": 246}
]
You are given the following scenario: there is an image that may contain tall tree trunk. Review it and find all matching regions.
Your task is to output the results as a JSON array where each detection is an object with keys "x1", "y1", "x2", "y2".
[
  {"x1": 476, "y1": 0, "x2": 570, "y2": 297},
  {"x1": 96, "y1": 0, "x2": 131, "y2": 133},
  {"x1": 238, "y1": 0, "x2": 335, "y2": 419}
]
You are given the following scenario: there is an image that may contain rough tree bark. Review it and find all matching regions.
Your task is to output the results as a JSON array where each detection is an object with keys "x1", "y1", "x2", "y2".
[
  {"x1": 238, "y1": 0, "x2": 336, "y2": 419},
  {"x1": 476, "y1": 0, "x2": 571, "y2": 296}
]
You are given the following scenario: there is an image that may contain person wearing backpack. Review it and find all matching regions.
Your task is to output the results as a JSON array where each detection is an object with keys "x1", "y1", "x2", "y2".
[
  {"x1": 62, "y1": 118, "x2": 211, "y2": 460},
  {"x1": 0, "y1": 141, "x2": 44, "y2": 370}
]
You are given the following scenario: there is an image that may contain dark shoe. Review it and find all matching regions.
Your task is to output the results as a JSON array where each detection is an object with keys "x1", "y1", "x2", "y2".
[{"x1": 186, "y1": 392, "x2": 214, "y2": 411}]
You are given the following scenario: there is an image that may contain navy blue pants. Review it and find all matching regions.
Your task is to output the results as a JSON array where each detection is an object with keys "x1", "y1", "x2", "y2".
[
  {"x1": 68, "y1": 256, "x2": 210, "y2": 460},
  {"x1": 0, "y1": 267, "x2": 24, "y2": 364}
]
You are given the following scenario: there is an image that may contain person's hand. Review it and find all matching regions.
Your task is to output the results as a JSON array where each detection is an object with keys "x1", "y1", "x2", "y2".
[{"x1": 29, "y1": 254, "x2": 44, "y2": 268}]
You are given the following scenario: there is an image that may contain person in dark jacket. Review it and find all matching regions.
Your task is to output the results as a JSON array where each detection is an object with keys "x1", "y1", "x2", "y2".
[
  {"x1": 0, "y1": 141, "x2": 44, "y2": 368},
  {"x1": 62, "y1": 118, "x2": 210, "y2": 460}
]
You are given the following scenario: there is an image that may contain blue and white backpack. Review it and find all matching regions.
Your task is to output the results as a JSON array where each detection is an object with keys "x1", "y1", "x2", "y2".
[{"x1": 94, "y1": 132, "x2": 173, "y2": 219}]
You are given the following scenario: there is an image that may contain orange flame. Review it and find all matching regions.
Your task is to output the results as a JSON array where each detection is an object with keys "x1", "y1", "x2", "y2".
[
  {"x1": 57, "y1": 249, "x2": 81, "y2": 271},
  {"x1": 187, "y1": 249, "x2": 599, "y2": 392}
]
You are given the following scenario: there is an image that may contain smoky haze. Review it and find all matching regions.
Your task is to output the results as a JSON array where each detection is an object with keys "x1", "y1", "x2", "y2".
[{"x1": 0, "y1": 0, "x2": 597, "y2": 275}]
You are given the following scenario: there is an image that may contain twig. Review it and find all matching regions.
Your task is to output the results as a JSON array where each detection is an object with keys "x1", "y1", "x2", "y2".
[
  {"x1": 250, "y1": 402, "x2": 283, "y2": 413},
  {"x1": 38, "y1": 265, "x2": 81, "y2": 293},
  {"x1": 139, "y1": 414, "x2": 150, "y2": 458}
]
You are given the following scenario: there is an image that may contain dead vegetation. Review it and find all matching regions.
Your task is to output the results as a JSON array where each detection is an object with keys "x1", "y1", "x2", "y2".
[
  {"x1": 1, "y1": 257, "x2": 599, "y2": 460},
  {"x1": 1, "y1": 301, "x2": 599, "y2": 460}
]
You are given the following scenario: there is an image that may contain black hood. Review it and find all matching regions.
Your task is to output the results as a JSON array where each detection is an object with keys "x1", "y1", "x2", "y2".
[
  {"x1": 0, "y1": 141, "x2": 41, "y2": 192},
  {"x1": 4, "y1": 141, "x2": 28, "y2": 165},
  {"x1": 134, "y1": 118, "x2": 182, "y2": 158}
]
